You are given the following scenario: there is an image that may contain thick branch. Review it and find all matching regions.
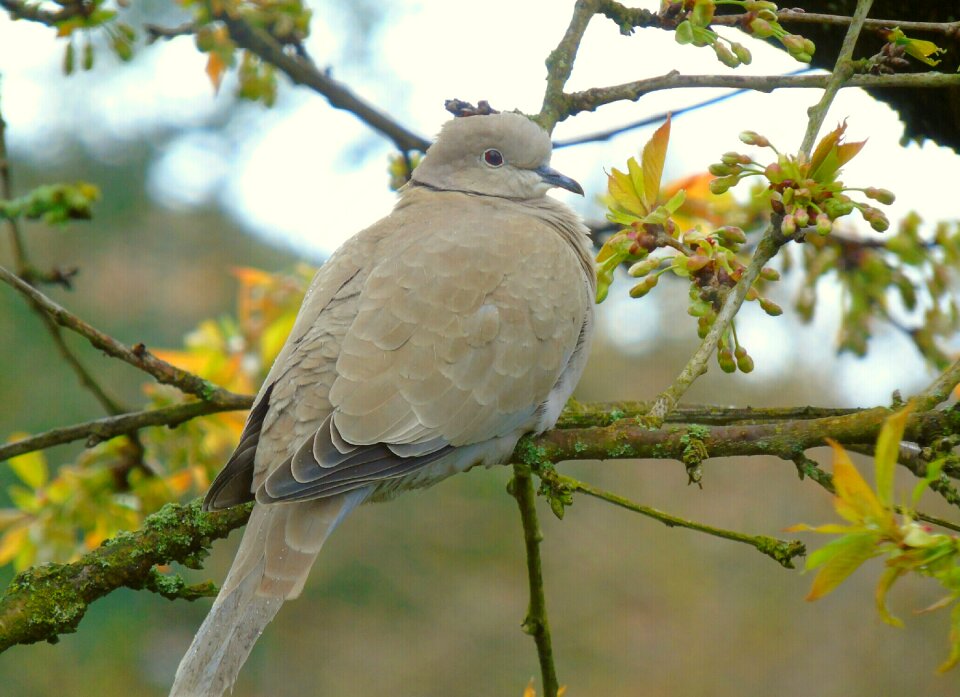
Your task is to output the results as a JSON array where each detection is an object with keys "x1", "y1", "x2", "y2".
[
  {"x1": 0, "y1": 499, "x2": 252, "y2": 652},
  {"x1": 537, "y1": 0, "x2": 601, "y2": 133},
  {"x1": 531, "y1": 406, "x2": 957, "y2": 465}
]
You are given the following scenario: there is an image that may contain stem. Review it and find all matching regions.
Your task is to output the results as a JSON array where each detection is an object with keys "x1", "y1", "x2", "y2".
[
  {"x1": 799, "y1": 0, "x2": 875, "y2": 156},
  {"x1": 511, "y1": 464, "x2": 559, "y2": 697},
  {"x1": 647, "y1": 228, "x2": 782, "y2": 423},
  {"x1": 563, "y1": 474, "x2": 805, "y2": 568}
]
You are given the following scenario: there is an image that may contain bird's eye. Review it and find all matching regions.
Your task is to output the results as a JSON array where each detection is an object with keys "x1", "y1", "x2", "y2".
[{"x1": 483, "y1": 149, "x2": 504, "y2": 167}]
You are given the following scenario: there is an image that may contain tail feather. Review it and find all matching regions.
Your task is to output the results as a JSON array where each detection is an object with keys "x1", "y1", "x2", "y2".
[{"x1": 170, "y1": 490, "x2": 368, "y2": 696}]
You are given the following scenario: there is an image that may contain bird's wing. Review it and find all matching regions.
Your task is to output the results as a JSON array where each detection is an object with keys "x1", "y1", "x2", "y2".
[{"x1": 258, "y1": 195, "x2": 591, "y2": 504}]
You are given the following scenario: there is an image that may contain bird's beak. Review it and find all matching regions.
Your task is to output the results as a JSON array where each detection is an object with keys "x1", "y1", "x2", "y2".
[{"x1": 535, "y1": 165, "x2": 584, "y2": 196}]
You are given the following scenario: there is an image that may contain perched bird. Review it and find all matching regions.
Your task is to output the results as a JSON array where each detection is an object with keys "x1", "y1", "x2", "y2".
[{"x1": 170, "y1": 110, "x2": 596, "y2": 696}]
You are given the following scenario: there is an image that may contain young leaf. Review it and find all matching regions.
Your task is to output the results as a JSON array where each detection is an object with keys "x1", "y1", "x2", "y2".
[
  {"x1": 640, "y1": 116, "x2": 671, "y2": 212},
  {"x1": 827, "y1": 439, "x2": 886, "y2": 524},
  {"x1": 875, "y1": 406, "x2": 912, "y2": 506},
  {"x1": 875, "y1": 566, "x2": 906, "y2": 627},
  {"x1": 938, "y1": 602, "x2": 960, "y2": 673},
  {"x1": 806, "y1": 531, "x2": 879, "y2": 600}
]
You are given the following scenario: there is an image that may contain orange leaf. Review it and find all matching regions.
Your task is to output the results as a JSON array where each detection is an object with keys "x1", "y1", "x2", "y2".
[{"x1": 206, "y1": 52, "x2": 227, "y2": 94}]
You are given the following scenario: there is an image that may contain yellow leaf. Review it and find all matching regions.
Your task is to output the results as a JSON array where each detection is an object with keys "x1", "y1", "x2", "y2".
[
  {"x1": 608, "y1": 166, "x2": 646, "y2": 216},
  {"x1": 641, "y1": 116, "x2": 671, "y2": 212},
  {"x1": 828, "y1": 439, "x2": 885, "y2": 523},
  {"x1": 785, "y1": 523, "x2": 851, "y2": 534},
  {"x1": 0, "y1": 526, "x2": 28, "y2": 566},
  {"x1": 5, "y1": 435, "x2": 48, "y2": 489},
  {"x1": 875, "y1": 406, "x2": 912, "y2": 507},
  {"x1": 523, "y1": 678, "x2": 536, "y2": 697}
]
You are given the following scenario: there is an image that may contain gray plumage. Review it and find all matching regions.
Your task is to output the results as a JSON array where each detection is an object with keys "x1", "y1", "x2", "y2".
[{"x1": 170, "y1": 111, "x2": 595, "y2": 696}]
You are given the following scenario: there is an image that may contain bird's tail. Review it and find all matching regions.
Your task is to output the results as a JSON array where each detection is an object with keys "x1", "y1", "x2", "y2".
[{"x1": 169, "y1": 490, "x2": 367, "y2": 697}]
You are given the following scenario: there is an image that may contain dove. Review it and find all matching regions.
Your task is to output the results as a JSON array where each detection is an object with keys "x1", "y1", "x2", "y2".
[{"x1": 169, "y1": 110, "x2": 595, "y2": 696}]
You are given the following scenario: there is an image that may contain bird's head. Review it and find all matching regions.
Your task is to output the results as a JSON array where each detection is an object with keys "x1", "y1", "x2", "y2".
[{"x1": 411, "y1": 112, "x2": 582, "y2": 200}]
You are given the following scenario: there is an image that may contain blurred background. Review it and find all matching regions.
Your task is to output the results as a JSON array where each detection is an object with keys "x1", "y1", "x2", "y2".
[{"x1": 2, "y1": 0, "x2": 960, "y2": 695}]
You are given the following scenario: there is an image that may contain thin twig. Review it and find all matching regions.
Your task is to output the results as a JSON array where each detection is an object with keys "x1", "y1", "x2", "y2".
[
  {"x1": 561, "y1": 71, "x2": 960, "y2": 123},
  {"x1": 0, "y1": 396, "x2": 253, "y2": 462},
  {"x1": 215, "y1": 13, "x2": 430, "y2": 152},
  {"x1": 562, "y1": 474, "x2": 805, "y2": 567},
  {"x1": 510, "y1": 464, "x2": 560, "y2": 697},
  {"x1": 0, "y1": 263, "x2": 235, "y2": 401}
]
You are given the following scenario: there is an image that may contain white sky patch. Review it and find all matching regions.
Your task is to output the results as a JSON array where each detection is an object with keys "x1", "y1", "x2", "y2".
[{"x1": 147, "y1": 130, "x2": 233, "y2": 210}]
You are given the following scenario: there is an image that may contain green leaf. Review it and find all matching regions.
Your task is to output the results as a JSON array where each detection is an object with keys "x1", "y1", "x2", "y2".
[
  {"x1": 875, "y1": 566, "x2": 905, "y2": 627},
  {"x1": 938, "y1": 601, "x2": 960, "y2": 672},
  {"x1": 806, "y1": 531, "x2": 879, "y2": 600},
  {"x1": 875, "y1": 406, "x2": 911, "y2": 507}
]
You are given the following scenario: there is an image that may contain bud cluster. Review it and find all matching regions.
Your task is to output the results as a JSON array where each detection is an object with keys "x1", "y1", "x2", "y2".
[
  {"x1": 665, "y1": 1, "x2": 814, "y2": 67},
  {"x1": 709, "y1": 125, "x2": 894, "y2": 238}
]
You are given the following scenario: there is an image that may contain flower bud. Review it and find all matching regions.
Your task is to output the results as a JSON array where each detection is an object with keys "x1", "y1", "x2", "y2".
[
  {"x1": 759, "y1": 298, "x2": 783, "y2": 316},
  {"x1": 794, "y1": 208, "x2": 809, "y2": 228},
  {"x1": 718, "y1": 347, "x2": 736, "y2": 373},
  {"x1": 739, "y1": 130, "x2": 769, "y2": 147},
  {"x1": 717, "y1": 226, "x2": 746, "y2": 244},
  {"x1": 628, "y1": 257, "x2": 661, "y2": 277},
  {"x1": 709, "y1": 163, "x2": 734, "y2": 176},
  {"x1": 748, "y1": 18, "x2": 774, "y2": 39},
  {"x1": 714, "y1": 42, "x2": 741, "y2": 68},
  {"x1": 781, "y1": 214, "x2": 796, "y2": 236},
  {"x1": 710, "y1": 176, "x2": 736, "y2": 195},
  {"x1": 760, "y1": 267, "x2": 780, "y2": 281},
  {"x1": 629, "y1": 273, "x2": 659, "y2": 298},
  {"x1": 815, "y1": 213, "x2": 832, "y2": 235},
  {"x1": 675, "y1": 20, "x2": 695, "y2": 45},
  {"x1": 764, "y1": 163, "x2": 783, "y2": 182},
  {"x1": 731, "y1": 42, "x2": 752, "y2": 65},
  {"x1": 865, "y1": 187, "x2": 896, "y2": 205}
]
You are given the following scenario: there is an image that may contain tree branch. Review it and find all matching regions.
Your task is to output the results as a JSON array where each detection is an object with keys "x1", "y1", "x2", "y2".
[
  {"x1": 510, "y1": 464, "x2": 559, "y2": 697},
  {"x1": 560, "y1": 71, "x2": 960, "y2": 123},
  {"x1": 0, "y1": 395, "x2": 252, "y2": 462},
  {"x1": 558, "y1": 473, "x2": 805, "y2": 567},
  {"x1": 214, "y1": 13, "x2": 430, "y2": 153},
  {"x1": 0, "y1": 263, "x2": 240, "y2": 402},
  {"x1": 0, "y1": 499, "x2": 251, "y2": 651}
]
